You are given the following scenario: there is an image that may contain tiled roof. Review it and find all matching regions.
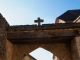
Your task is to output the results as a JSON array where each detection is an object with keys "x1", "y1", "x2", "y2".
[{"x1": 57, "y1": 9, "x2": 80, "y2": 22}]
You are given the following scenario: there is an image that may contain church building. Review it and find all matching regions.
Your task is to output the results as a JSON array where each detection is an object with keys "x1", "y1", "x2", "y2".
[{"x1": 55, "y1": 9, "x2": 80, "y2": 23}]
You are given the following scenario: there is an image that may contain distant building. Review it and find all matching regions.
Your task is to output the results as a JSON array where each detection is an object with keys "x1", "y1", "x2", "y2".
[
  {"x1": 53, "y1": 55, "x2": 60, "y2": 60},
  {"x1": 22, "y1": 54, "x2": 36, "y2": 60},
  {"x1": 55, "y1": 9, "x2": 80, "y2": 23}
]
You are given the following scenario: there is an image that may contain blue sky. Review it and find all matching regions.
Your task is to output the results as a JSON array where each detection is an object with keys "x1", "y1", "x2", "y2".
[
  {"x1": 0, "y1": 0, "x2": 80, "y2": 60},
  {"x1": 29, "y1": 47, "x2": 53, "y2": 60},
  {"x1": 0, "y1": 0, "x2": 80, "y2": 25}
]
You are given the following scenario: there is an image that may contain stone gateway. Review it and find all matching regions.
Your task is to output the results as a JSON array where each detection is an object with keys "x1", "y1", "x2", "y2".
[{"x1": 0, "y1": 9, "x2": 80, "y2": 60}]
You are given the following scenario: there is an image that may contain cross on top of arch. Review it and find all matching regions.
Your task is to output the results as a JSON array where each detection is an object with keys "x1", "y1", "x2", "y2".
[{"x1": 34, "y1": 17, "x2": 44, "y2": 26}]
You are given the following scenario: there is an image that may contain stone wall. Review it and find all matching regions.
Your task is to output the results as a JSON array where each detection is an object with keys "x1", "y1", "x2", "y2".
[
  {"x1": 0, "y1": 13, "x2": 9, "y2": 60},
  {"x1": 6, "y1": 40, "x2": 13, "y2": 60},
  {"x1": 71, "y1": 36, "x2": 80, "y2": 60}
]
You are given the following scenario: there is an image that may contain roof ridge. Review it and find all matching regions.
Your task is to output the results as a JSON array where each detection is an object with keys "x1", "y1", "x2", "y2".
[{"x1": 68, "y1": 9, "x2": 80, "y2": 11}]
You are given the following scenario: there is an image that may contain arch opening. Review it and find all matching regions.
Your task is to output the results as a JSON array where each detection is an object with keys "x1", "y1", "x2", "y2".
[{"x1": 28, "y1": 47, "x2": 60, "y2": 60}]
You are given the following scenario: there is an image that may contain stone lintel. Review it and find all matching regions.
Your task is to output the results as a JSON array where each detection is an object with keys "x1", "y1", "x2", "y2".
[
  {"x1": 7, "y1": 30, "x2": 76, "y2": 39},
  {"x1": 7, "y1": 30, "x2": 76, "y2": 44}
]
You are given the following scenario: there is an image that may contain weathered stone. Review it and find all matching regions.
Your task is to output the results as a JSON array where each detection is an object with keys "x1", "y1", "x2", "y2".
[
  {"x1": 7, "y1": 23, "x2": 80, "y2": 31},
  {"x1": 71, "y1": 36, "x2": 80, "y2": 60},
  {"x1": 0, "y1": 13, "x2": 9, "y2": 60},
  {"x1": 1, "y1": 14, "x2": 80, "y2": 60},
  {"x1": 6, "y1": 23, "x2": 80, "y2": 60}
]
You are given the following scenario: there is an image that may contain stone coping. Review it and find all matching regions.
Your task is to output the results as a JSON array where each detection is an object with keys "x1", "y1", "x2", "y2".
[{"x1": 8, "y1": 23, "x2": 80, "y2": 31}]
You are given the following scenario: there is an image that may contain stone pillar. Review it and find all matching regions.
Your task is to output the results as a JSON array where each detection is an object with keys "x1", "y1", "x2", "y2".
[
  {"x1": 0, "y1": 13, "x2": 9, "y2": 60},
  {"x1": 71, "y1": 36, "x2": 80, "y2": 60}
]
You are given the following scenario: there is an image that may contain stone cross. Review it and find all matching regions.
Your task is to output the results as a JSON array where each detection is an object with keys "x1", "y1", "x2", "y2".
[{"x1": 34, "y1": 17, "x2": 44, "y2": 26}]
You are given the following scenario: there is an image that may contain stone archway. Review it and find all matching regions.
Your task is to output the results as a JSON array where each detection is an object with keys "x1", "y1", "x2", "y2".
[
  {"x1": 0, "y1": 12, "x2": 80, "y2": 60},
  {"x1": 7, "y1": 43, "x2": 72, "y2": 60}
]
